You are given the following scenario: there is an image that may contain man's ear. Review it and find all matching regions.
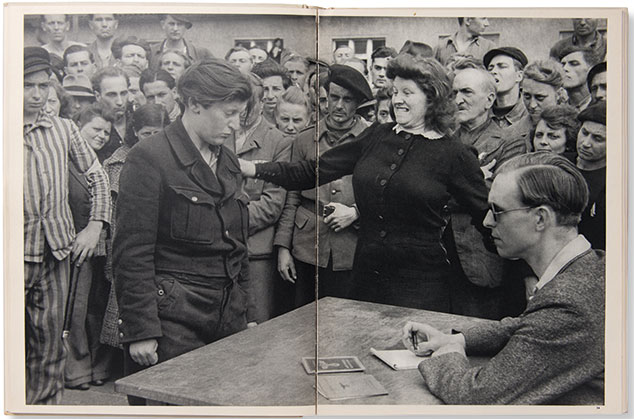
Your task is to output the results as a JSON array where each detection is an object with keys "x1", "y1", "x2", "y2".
[
  {"x1": 94, "y1": 90, "x2": 102, "y2": 102},
  {"x1": 515, "y1": 69, "x2": 524, "y2": 84},
  {"x1": 188, "y1": 98, "x2": 201, "y2": 114},
  {"x1": 534, "y1": 206, "x2": 555, "y2": 232}
]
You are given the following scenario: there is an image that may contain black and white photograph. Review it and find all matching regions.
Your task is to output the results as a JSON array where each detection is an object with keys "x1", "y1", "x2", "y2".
[{"x1": 5, "y1": 3, "x2": 627, "y2": 416}]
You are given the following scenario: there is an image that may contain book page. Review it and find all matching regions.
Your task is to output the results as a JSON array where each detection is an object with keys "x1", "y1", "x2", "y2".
[{"x1": 4, "y1": 2, "x2": 627, "y2": 417}]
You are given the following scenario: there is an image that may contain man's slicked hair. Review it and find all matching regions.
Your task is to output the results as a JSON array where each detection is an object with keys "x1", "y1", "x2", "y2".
[
  {"x1": 495, "y1": 152, "x2": 589, "y2": 227},
  {"x1": 63, "y1": 45, "x2": 95, "y2": 66},
  {"x1": 91, "y1": 66, "x2": 129, "y2": 94},
  {"x1": 177, "y1": 58, "x2": 252, "y2": 109},
  {"x1": 252, "y1": 60, "x2": 292, "y2": 89}
]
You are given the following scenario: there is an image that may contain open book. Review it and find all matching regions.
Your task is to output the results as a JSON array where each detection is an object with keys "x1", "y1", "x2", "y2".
[{"x1": 5, "y1": 3, "x2": 627, "y2": 417}]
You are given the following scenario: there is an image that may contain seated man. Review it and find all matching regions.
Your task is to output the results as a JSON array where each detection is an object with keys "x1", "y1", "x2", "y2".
[{"x1": 404, "y1": 152, "x2": 604, "y2": 405}]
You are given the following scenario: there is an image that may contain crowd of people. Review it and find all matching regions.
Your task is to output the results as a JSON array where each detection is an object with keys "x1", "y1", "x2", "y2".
[{"x1": 24, "y1": 13, "x2": 606, "y2": 406}]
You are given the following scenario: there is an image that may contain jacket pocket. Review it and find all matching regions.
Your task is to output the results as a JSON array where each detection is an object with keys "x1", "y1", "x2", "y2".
[
  {"x1": 168, "y1": 185, "x2": 216, "y2": 244},
  {"x1": 294, "y1": 207, "x2": 311, "y2": 230},
  {"x1": 156, "y1": 276, "x2": 177, "y2": 312}
]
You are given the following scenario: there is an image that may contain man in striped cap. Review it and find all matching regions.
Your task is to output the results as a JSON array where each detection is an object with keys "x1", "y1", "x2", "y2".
[{"x1": 23, "y1": 46, "x2": 111, "y2": 404}]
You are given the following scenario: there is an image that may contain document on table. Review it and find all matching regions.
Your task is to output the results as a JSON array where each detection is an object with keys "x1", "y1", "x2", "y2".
[
  {"x1": 302, "y1": 356, "x2": 365, "y2": 374},
  {"x1": 370, "y1": 347, "x2": 428, "y2": 370},
  {"x1": 316, "y1": 374, "x2": 388, "y2": 401}
]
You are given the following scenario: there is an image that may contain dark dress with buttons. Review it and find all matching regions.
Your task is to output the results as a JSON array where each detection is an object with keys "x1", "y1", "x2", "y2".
[{"x1": 256, "y1": 122, "x2": 490, "y2": 312}]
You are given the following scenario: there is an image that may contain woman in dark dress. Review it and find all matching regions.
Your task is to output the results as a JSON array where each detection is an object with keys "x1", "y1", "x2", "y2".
[{"x1": 242, "y1": 55, "x2": 492, "y2": 312}]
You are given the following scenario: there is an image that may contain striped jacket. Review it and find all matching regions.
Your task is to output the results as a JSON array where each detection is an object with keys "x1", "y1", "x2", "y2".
[{"x1": 23, "y1": 112, "x2": 111, "y2": 262}]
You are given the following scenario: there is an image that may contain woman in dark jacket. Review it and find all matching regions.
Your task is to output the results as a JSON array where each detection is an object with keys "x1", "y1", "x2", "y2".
[{"x1": 242, "y1": 55, "x2": 491, "y2": 312}]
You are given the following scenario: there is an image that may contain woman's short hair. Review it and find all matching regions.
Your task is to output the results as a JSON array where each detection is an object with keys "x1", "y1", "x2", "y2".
[
  {"x1": 537, "y1": 105, "x2": 581, "y2": 153},
  {"x1": 124, "y1": 103, "x2": 170, "y2": 147},
  {"x1": 386, "y1": 54, "x2": 457, "y2": 135},
  {"x1": 177, "y1": 58, "x2": 252, "y2": 109},
  {"x1": 523, "y1": 60, "x2": 565, "y2": 89},
  {"x1": 276, "y1": 85, "x2": 312, "y2": 115},
  {"x1": 242, "y1": 72, "x2": 264, "y2": 125},
  {"x1": 73, "y1": 102, "x2": 114, "y2": 128},
  {"x1": 495, "y1": 152, "x2": 589, "y2": 227}
]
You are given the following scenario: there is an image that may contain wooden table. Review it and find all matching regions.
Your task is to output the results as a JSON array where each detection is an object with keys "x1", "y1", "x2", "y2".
[{"x1": 115, "y1": 297, "x2": 493, "y2": 406}]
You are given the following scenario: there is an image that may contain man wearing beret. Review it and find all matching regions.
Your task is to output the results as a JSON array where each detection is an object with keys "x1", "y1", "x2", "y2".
[
  {"x1": 576, "y1": 102, "x2": 606, "y2": 250},
  {"x1": 484, "y1": 47, "x2": 532, "y2": 151},
  {"x1": 150, "y1": 14, "x2": 212, "y2": 69},
  {"x1": 274, "y1": 65, "x2": 371, "y2": 307},
  {"x1": 23, "y1": 47, "x2": 111, "y2": 404},
  {"x1": 587, "y1": 62, "x2": 606, "y2": 104}
]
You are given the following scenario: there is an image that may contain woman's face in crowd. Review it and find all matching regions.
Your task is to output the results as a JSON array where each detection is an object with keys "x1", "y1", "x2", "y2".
[
  {"x1": 80, "y1": 116, "x2": 111, "y2": 150},
  {"x1": 376, "y1": 99, "x2": 393, "y2": 124},
  {"x1": 44, "y1": 86, "x2": 61, "y2": 117},
  {"x1": 391, "y1": 76, "x2": 428, "y2": 129},
  {"x1": 160, "y1": 52, "x2": 186, "y2": 81},
  {"x1": 193, "y1": 100, "x2": 247, "y2": 146},
  {"x1": 276, "y1": 102, "x2": 309, "y2": 135},
  {"x1": 135, "y1": 125, "x2": 163, "y2": 141},
  {"x1": 521, "y1": 78, "x2": 559, "y2": 125},
  {"x1": 532, "y1": 119, "x2": 567, "y2": 155}
]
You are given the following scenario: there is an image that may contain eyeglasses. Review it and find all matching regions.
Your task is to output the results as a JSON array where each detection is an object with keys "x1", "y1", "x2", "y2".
[{"x1": 488, "y1": 204, "x2": 536, "y2": 222}]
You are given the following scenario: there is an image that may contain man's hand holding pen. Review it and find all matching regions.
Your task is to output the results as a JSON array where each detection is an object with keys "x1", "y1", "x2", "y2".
[{"x1": 402, "y1": 321, "x2": 466, "y2": 358}]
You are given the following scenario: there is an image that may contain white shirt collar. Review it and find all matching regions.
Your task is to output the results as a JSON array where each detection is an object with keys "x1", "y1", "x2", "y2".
[
  {"x1": 533, "y1": 235, "x2": 592, "y2": 294},
  {"x1": 392, "y1": 124, "x2": 443, "y2": 139}
]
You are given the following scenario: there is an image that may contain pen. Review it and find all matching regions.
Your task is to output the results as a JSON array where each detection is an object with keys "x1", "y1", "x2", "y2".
[{"x1": 411, "y1": 330, "x2": 418, "y2": 351}]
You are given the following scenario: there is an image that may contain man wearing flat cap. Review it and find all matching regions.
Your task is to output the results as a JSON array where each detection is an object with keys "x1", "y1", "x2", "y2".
[
  {"x1": 23, "y1": 47, "x2": 111, "y2": 404},
  {"x1": 150, "y1": 14, "x2": 212, "y2": 69},
  {"x1": 274, "y1": 65, "x2": 371, "y2": 307},
  {"x1": 484, "y1": 47, "x2": 533, "y2": 151},
  {"x1": 576, "y1": 101, "x2": 606, "y2": 250}
]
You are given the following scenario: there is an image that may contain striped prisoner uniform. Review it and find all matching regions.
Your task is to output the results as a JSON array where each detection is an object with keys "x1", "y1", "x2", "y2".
[{"x1": 23, "y1": 111, "x2": 110, "y2": 404}]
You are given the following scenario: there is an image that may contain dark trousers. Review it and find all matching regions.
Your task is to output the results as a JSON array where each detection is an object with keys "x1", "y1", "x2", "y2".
[
  {"x1": 294, "y1": 259, "x2": 354, "y2": 308},
  {"x1": 64, "y1": 257, "x2": 116, "y2": 386},
  {"x1": 124, "y1": 272, "x2": 248, "y2": 405},
  {"x1": 25, "y1": 254, "x2": 69, "y2": 405}
]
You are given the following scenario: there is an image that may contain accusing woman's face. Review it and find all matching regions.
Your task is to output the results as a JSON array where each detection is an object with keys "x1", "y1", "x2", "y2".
[{"x1": 391, "y1": 76, "x2": 428, "y2": 129}]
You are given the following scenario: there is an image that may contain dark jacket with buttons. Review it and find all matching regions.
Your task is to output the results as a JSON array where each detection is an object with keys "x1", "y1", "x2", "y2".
[
  {"x1": 113, "y1": 119, "x2": 253, "y2": 344},
  {"x1": 258, "y1": 122, "x2": 490, "y2": 277}
]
